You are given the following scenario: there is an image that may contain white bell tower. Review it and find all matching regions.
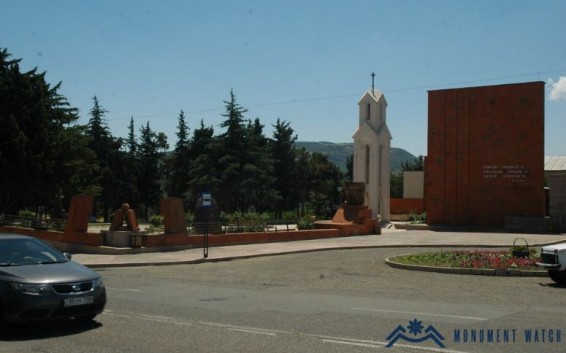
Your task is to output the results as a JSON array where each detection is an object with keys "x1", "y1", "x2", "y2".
[{"x1": 352, "y1": 73, "x2": 391, "y2": 221}]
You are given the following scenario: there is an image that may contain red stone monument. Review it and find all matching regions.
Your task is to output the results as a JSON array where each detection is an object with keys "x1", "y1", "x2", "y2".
[
  {"x1": 425, "y1": 82, "x2": 545, "y2": 226},
  {"x1": 161, "y1": 197, "x2": 187, "y2": 234},
  {"x1": 64, "y1": 195, "x2": 93, "y2": 233},
  {"x1": 109, "y1": 203, "x2": 140, "y2": 231},
  {"x1": 315, "y1": 182, "x2": 379, "y2": 235}
]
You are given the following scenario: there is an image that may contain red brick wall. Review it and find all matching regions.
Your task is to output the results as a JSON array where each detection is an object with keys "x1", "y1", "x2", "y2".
[
  {"x1": 390, "y1": 198, "x2": 424, "y2": 214},
  {"x1": 425, "y1": 82, "x2": 545, "y2": 226}
]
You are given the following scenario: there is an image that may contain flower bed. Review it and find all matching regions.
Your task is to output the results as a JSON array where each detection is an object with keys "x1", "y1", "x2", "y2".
[{"x1": 392, "y1": 249, "x2": 540, "y2": 271}]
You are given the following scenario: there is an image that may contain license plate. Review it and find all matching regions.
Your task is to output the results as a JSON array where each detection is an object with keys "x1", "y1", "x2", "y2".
[{"x1": 64, "y1": 296, "x2": 94, "y2": 307}]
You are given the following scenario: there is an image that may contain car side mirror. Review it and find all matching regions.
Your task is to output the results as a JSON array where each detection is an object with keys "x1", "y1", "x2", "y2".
[{"x1": 63, "y1": 252, "x2": 72, "y2": 260}]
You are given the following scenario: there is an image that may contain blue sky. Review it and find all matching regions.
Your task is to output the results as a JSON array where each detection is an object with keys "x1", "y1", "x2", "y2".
[{"x1": 2, "y1": 0, "x2": 566, "y2": 157}]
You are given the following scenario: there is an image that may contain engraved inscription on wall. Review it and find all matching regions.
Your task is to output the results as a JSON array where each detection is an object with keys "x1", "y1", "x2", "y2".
[{"x1": 483, "y1": 165, "x2": 530, "y2": 182}]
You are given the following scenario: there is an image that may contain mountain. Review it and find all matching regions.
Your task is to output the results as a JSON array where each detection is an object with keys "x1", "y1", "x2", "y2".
[{"x1": 295, "y1": 141, "x2": 418, "y2": 172}]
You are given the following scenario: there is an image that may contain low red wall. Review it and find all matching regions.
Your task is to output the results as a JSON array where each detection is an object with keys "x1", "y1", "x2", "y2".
[
  {"x1": 0, "y1": 226, "x2": 102, "y2": 246},
  {"x1": 62, "y1": 231, "x2": 102, "y2": 246},
  {"x1": 2, "y1": 227, "x2": 346, "y2": 250},
  {"x1": 0, "y1": 226, "x2": 64, "y2": 241},
  {"x1": 390, "y1": 198, "x2": 424, "y2": 214},
  {"x1": 142, "y1": 229, "x2": 342, "y2": 248}
]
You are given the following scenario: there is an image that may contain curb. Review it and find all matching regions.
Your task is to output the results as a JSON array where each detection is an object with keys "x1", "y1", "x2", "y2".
[
  {"x1": 385, "y1": 257, "x2": 548, "y2": 277},
  {"x1": 83, "y1": 246, "x2": 384, "y2": 268},
  {"x1": 81, "y1": 242, "x2": 566, "y2": 268}
]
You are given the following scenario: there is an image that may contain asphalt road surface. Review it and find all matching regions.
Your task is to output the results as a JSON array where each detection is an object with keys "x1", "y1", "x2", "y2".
[{"x1": 2, "y1": 247, "x2": 565, "y2": 353}]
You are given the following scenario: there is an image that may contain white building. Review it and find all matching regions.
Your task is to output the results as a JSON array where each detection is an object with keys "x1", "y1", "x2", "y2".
[{"x1": 352, "y1": 89, "x2": 391, "y2": 221}]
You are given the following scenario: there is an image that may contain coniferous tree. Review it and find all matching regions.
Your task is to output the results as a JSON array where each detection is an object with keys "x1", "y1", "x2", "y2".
[
  {"x1": 271, "y1": 119, "x2": 297, "y2": 216},
  {"x1": 401, "y1": 155, "x2": 425, "y2": 171},
  {"x1": 189, "y1": 120, "x2": 215, "y2": 161},
  {"x1": 309, "y1": 152, "x2": 344, "y2": 217},
  {"x1": 187, "y1": 120, "x2": 217, "y2": 206},
  {"x1": 240, "y1": 118, "x2": 279, "y2": 212},
  {"x1": 390, "y1": 172, "x2": 404, "y2": 198},
  {"x1": 0, "y1": 48, "x2": 95, "y2": 215},
  {"x1": 216, "y1": 90, "x2": 248, "y2": 212},
  {"x1": 293, "y1": 148, "x2": 312, "y2": 217},
  {"x1": 56, "y1": 125, "x2": 101, "y2": 205},
  {"x1": 126, "y1": 116, "x2": 137, "y2": 160},
  {"x1": 137, "y1": 122, "x2": 162, "y2": 219},
  {"x1": 391, "y1": 155, "x2": 425, "y2": 198},
  {"x1": 86, "y1": 96, "x2": 127, "y2": 220},
  {"x1": 345, "y1": 154, "x2": 354, "y2": 181},
  {"x1": 169, "y1": 110, "x2": 191, "y2": 197},
  {"x1": 87, "y1": 96, "x2": 111, "y2": 158},
  {"x1": 121, "y1": 117, "x2": 141, "y2": 209}
]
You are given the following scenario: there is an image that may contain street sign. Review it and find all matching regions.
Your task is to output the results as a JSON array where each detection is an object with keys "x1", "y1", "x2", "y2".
[
  {"x1": 200, "y1": 192, "x2": 212, "y2": 258},
  {"x1": 202, "y1": 192, "x2": 212, "y2": 208}
]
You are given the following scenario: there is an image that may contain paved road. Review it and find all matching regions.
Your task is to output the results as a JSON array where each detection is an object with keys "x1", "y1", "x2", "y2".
[{"x1": 2, "y1": 247, "x2": 565, "y2": 353}]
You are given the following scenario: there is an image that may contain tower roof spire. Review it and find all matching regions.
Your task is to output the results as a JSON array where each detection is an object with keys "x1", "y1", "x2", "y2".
[{"x1": 371, "y1": 72, "x2": 376, "y2": 94}]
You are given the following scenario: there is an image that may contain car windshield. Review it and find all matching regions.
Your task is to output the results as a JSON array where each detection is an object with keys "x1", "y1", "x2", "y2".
[{"x1": 0, "y1": 238, "x2": 68, "y2": 266}]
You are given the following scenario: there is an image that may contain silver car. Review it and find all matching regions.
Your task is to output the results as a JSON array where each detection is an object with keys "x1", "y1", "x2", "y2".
[{"x1": 0, "y1": 233, "x2": 106, "y2": 325}]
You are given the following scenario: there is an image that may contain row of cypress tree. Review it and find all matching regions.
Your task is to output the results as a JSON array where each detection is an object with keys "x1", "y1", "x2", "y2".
[{"x1": 0, "y1": 48, "x2": 344, "y2": 221}]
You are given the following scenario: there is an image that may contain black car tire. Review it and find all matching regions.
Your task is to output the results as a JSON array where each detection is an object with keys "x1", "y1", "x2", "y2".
[
  {"x1": 0, "y1": 305, "x2": 6, "y2": 332},
  {"x1": 548, "y1": 270, "x2": 566, "y2": 285}
]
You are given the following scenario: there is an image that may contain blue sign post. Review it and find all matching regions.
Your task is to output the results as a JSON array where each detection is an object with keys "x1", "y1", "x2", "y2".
[{"x1": 201, "y1": 192, "x2": 212, "y2": 258}]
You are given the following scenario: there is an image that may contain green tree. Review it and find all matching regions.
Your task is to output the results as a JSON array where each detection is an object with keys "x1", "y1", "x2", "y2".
[
  {"x1": 86, "y1": 96, "x2": 128, "y2": 220},
  {"x1": 240, "y1": 118, "x2": 279, "y2": 212},
  {"x1": 308, "y1": 152, "x2": 344, "y2": 217},
  {"x1": 187, "y1": 120, "x2": 218, "y2": 207},
  {"x1": 270, "y1": 119, "x2": 297, "y2": 216},
  {"x1": 55, "y1": 125, "x2": 101, "y2": 207},
  {"x1": 292, "y1": 148, "x2": 312, "y2": 217},
  {"x1": 137, "y1": 122, "x2": 163, "y2": 219},
  {"x1": 216, "y1": 90, "x2": 248, "y2": 212},
  {"x1": 86, "y1": 96, "x2": 111, "y2": 159},
  {"x1": 189, "y1": 120, "x2": 215, "y2": 162},
  {"x1": 401, "y1": 155, "x2": 425, "y2": 171},
  {"x1": 345, "y1": 154, "x2": 354, "y2": 182},
  {"x1": 392, "y1": 155, "x2": 425, "y2": 198},
  {"x1": 390, "y1": 172, "x2": 403, "y2": 198},
  {"x1": 123, "y1": 117, "x2": 141, "y2": 206},
  {"x1": 0, "y1": 48, "x2": 94, "y2": 215},
  {"x1": 168, "y1": 110, "x2": 191, "y2": 197},
  {"x1": 126, "y1": 116, "x2": 137, "y2": 160}
]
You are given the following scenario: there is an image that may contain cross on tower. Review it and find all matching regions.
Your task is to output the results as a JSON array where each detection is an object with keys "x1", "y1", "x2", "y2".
[{"x1": 371, "y1": 72, "x2": 376, "y2": 94}]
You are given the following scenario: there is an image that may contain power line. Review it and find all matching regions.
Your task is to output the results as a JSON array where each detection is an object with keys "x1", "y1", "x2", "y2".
[
  {"x1": 384, "y1": 69, "x2": 566, "y2": 93},
  {"x1": 104, "y1": 69, "x2": 566, "y2": 123}
]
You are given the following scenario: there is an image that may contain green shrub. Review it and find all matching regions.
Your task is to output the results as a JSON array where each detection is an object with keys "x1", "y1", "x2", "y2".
[
  {"x1": 185, "y1": 211, "x2": 194, "y2": 224},
  {"x1": 225, "y1": 211, "x2": 269, "y2": 232},
  {"x1": 148, "y1": 215, "x2": 164, "y2": 234},
  {"x1": 18, "y1": 210, "x2": 34, "y2": 227},
  {"x1": 281, "y1": 210, "x2": 298, "y2": 222},
  {"x1": 297, "y1": 216, "x2": 315, "y2": 230},
  {"x1": 407, "y1": 212, "x2": 426, "y2": 224}
]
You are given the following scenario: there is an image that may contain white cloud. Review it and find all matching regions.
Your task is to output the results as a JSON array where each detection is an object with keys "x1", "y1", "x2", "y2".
[{"x1": 547, "y1": 76, "x2": 566, "y2": 100}]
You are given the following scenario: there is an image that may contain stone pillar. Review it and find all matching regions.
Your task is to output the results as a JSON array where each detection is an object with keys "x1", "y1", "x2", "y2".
[
  {"x1": 161, "y1": 197, "x2": 187, "y2": 234},
  {"x1": 64, "y1": 195, "x2": 93, "y2": 233}
]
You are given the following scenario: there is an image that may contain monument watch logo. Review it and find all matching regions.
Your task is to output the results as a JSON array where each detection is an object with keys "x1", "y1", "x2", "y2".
[{"x1": 386, "y1": 318, "x2": 446, "y2": 348}]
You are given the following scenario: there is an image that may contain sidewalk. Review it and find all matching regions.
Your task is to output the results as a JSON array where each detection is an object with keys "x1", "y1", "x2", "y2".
[{"x1": 73, "y1": 228, "x2": 566, "y2": 268}]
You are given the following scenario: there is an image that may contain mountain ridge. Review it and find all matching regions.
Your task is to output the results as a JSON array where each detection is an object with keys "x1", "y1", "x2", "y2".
[{"x1": 295, "y1": 141, "x2": 418, "y2": 173}]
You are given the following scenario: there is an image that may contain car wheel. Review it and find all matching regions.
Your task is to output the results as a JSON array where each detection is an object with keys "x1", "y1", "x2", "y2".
[
  {"x1": 0, "y1": 306, "x2": 6, "y2": 332},
  {"x1": 548, "y1": 270, "x2": 566, "y2": 285}
]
